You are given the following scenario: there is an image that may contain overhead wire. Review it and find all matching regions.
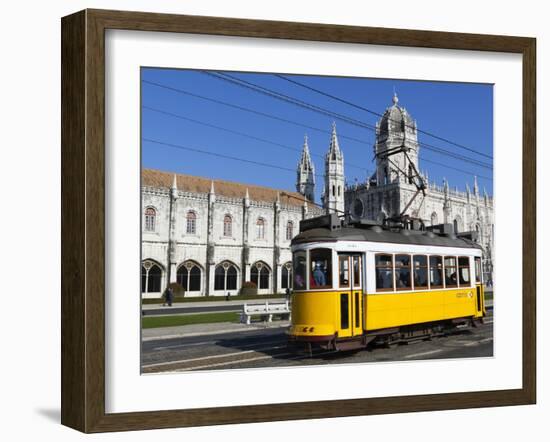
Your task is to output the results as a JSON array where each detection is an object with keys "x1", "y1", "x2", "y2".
[
  {"x1": 274, "y1": 73, "x2": 493, "y2": 160},
  {"x1": 142, "y1": 137, "x2": 326, "y2": 180},
  {"x1": 205, "y1": 71, "x2": 493, "y2": 170},
  {"x1": 142, "y1": 78, "x2": 493, "y2": 183},
  {"x1": 141, "y1": 79, "x2": 369, "y2": 146},
  {"x1": 143, "y1": 78, "x2": 492, "y2": 172},
  {"x1": 142, "y1": 105, "x2": 370, "y2": 174}
]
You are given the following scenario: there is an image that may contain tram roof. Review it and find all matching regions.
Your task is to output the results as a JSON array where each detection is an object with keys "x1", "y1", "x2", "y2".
[{"x1": 292, "y1": 226, "x2": 483, "y2": 250}]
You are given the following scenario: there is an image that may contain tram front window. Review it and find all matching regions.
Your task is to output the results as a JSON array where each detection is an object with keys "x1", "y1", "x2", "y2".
[
  {"x1": 310, "y1": 248, "x2": 332, "y2": 289},
  {"x1": 293, "y1": 251, "x2": 307, "y2": 290}
]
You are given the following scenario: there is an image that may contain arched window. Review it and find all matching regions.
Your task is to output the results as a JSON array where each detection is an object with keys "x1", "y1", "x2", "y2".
[
  {"x1": 214, "y1": 261, "x2": 239, "y2": 291},
  {"x1": 176, "y1": 261, "x2": 202, "y2": 292},
  {"x1": 332, "y1": 185, "x2": 335, "y2": 196},
  {"x1": 223, "y1": 214, "x2": 232, "y2": 237},
  {"x1": 338, "y1": 185, "x2": 341, "y2": 196},
  {"x1": 186, "y1": 211, "x2": 197, "y2": 234},
  {"x1": 286, "y1": 221, "x2": 294, "y2": 241},
  {"x1": 144, "y1": 207, "x2": 156, "y2": 232},
  {"x1": 256, "y1": 218, "x2": 265, "y2": 239},
  {"x1": 475, "y1": 224, "x2": 481, "y2": 242},
  {"x1": 452, "y1": 216, "x2": 463, "y2": 234},
  {"x1": 281, "y1": 262, "x2": 292, "y2": 289},
  {"x1": 251, "y1": 261, "x2": 271, "y2": 290},
  {"x1": 353, "y1": 199, "x2": 364, "y2": 217},
  {"x1": 384, "y1": 167, "x2": 389, "y2": 185},
  {"x1": 408, "y1": 164, "x2": 414, "y2": 184},
  {"x1": 141, "y1": 260, "x2": 163, "y2": 293},
  {"x1": 431, "y1": 212, "x2": 438, "y2": 226}
]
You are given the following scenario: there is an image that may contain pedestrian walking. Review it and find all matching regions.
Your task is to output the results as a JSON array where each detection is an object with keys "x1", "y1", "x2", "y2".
[
  {"x1": 165, "y1": 286, "x2": 173, "y2": 307},
  {"x1": 226, "y1": 291, "x2": 230, "y2": 301}
]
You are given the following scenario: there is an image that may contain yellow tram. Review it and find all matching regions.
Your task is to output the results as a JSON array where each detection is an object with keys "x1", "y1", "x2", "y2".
[{"x1": 288, "y1": 214, "x2": 486, "y2": 351}]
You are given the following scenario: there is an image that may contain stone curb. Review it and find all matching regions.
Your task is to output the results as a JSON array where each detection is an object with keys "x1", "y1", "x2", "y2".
[{"x1": 143, "y1": 321, "x2": 290, "y2": 342}]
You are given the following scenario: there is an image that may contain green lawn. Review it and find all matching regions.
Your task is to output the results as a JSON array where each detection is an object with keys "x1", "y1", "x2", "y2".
[
  {"x1": 485, "y1": 290, "x2": 494, "y2": 300},
  {"x1": 142, "y1": 293, "x2": 284, "y2": 305},
  {"x1": 142, "y1": 312, "x2": 240, "y2": 329}
]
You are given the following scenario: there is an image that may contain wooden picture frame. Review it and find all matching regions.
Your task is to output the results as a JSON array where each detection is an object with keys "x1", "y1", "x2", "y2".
[{"x1": 61, "y1": 9, "x2": 536, "y2": 433}]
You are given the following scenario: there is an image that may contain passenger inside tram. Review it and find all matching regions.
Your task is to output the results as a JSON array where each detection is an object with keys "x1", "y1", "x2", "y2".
[{"x1": 312, "y1": 262, "x2": 326, "y2": 286}]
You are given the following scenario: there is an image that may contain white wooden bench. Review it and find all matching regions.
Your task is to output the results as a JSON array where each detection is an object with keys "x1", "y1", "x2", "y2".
[{"x1": 240, "y1": 300, "x2": 291, "y2": 325}]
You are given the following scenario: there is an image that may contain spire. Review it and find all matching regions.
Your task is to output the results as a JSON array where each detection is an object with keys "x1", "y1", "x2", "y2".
[
  {"x1": 296, "y1": 134, "x2": 315, "y2": 202},
  {"x1": 170, "y1": 174, "x2": 178, "y2": 198},
  {"x1": 208, "y1": 180, "x2": 216, "y2": 203},
  {"x1": 392, "y1": 90, "x2": 399, "y2": 105},
  {"x1": 443, "y1": 178, "x2": 451, "y2": 219},
  {"x1": 327, "y1": 122, "x2": 342, "y2": 159},
  {"x1": 473, "y1": 176, "x2": 479, "y2": 195},
  {"x1": 324, "y1": 122, "x2": 345, "y2": 214},
  {"x1": 299, "y1": 134, "x2": 313, "y2": 168},
  {"x1": 243, "y1": 187, "x2": 250, "y2": 208}
]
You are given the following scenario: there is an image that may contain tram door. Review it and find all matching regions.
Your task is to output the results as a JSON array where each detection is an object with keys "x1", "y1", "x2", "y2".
[{"x1": 337, "y1": 254, "x2": 364, "y2": 338}]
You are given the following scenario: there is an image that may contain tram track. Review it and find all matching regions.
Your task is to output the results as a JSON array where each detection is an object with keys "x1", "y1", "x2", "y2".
[
  {"x1": 142, "y1": 340, "x2": 338, "y2": 372},
  {"x1": 142, "y1": 310, "x2": 493, "y2": 372}
]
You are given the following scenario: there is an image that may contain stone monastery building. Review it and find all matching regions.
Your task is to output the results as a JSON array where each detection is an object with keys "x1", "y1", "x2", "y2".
[{"x1": 141, "y1": 94, "x2": 494, "y2": 298}]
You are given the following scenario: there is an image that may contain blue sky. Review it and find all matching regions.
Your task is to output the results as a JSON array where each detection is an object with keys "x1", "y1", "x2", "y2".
[{"x1": 141, "y1": 68, "x2": 493, "y2": 201}]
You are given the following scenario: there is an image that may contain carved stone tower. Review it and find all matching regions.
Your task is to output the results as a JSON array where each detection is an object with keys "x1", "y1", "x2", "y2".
[
  {"x1": 374, "y1": 92, "x2": 420, "y2": 187},
  {"x1": 324, "y1": 123, "x2": 345, "y2": 214},
  {"x1": 296, "y1": 135, "x2": 315, "y2": 202}
]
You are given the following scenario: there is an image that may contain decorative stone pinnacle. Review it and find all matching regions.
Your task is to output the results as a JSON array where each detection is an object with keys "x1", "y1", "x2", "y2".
[{"x1": 392, "y1": 91, "x2": 399, "y2": 105}]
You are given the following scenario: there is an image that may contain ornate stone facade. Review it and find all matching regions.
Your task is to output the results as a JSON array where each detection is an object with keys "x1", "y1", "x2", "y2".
[
  {"x1": 344, "y1": 94, "x2": 494, "y2": 285},
  {"x1": 141, "y1": 169, "x2": 323, "y2": 298},
  {"x1": 141, "y1": 96, "x2": 494, "y2": 297}
]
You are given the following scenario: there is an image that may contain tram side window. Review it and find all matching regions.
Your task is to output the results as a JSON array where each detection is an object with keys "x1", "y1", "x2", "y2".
[
  {"x1": 474, "y1": 256, "x2": 482, "y2": 283},
  {"x1": 310, "y1": 248, "x2": 332, "y2": 289},
  {"x1": 413, "y1": 255, "x2": 429, "y2": 289},
  {"x1": 458, "y1": 256, "x2": 471, "y2": 286},
  {"x1": 339, "y1": 256, "x2": 350, "y2": 288},
  {"x1": 293, "y1": 251, "x2": 307, "y2": 290},
  {"x1": 395, "y1": 254, "x2": 412, "y2": 290},
  {"x1": 430, "y1": 256, "x2": 444, "y2": 289},
  {"x1": 444, "y1": 256, "x2": 458, "y2": 288},
  {"x1": 375, "y1": 254, "x2": 394, "y2": 291},
  {"x1": 353, "y1": 256, "x2": 361, "y2": 288}
]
